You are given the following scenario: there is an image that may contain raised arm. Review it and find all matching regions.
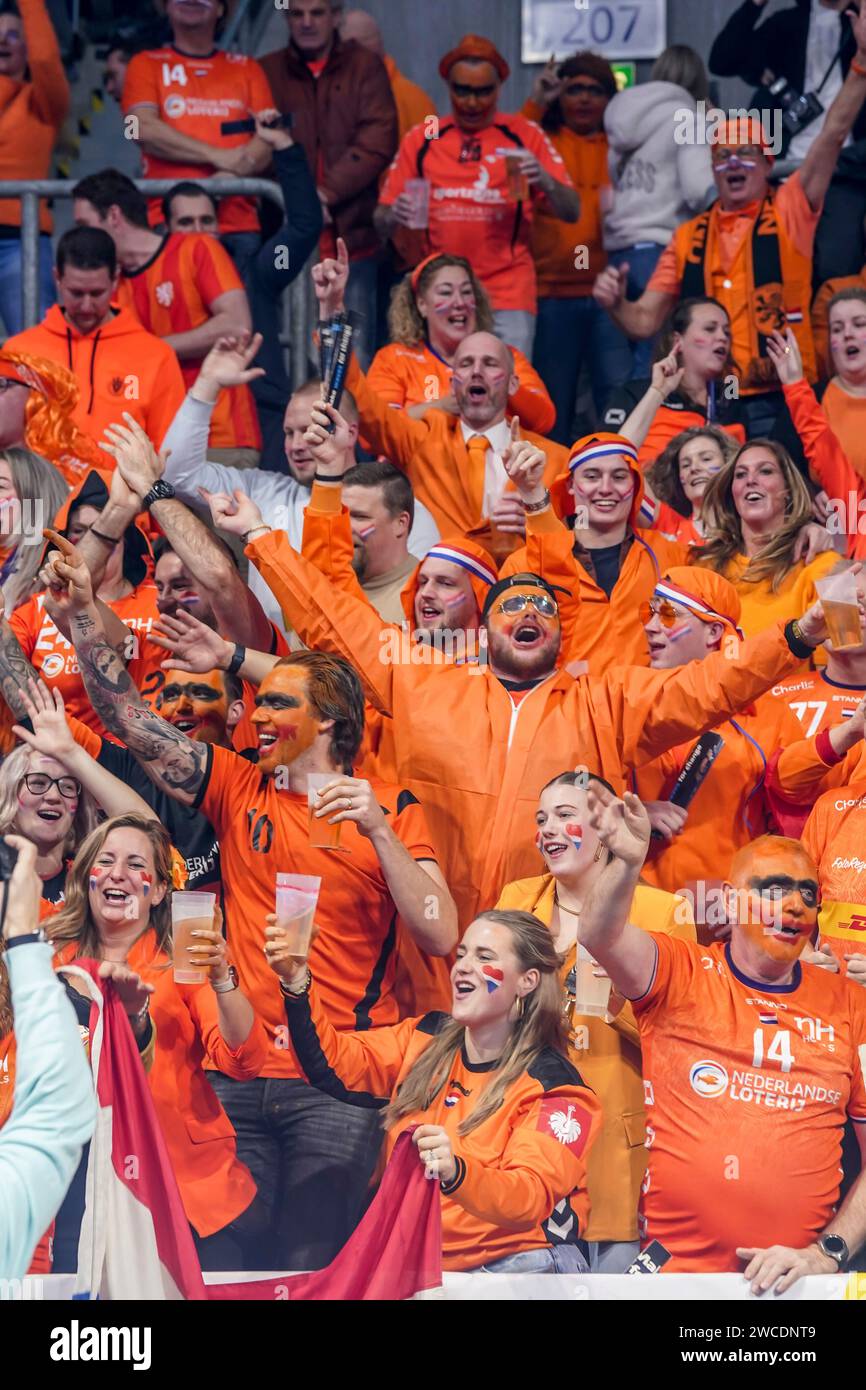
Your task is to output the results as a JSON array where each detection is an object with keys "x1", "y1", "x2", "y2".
[
  {"x1": 19, "y1": 0, "x2": 69, "y2": 128},
  {"x1": 799, "y1": 2, "x2": 866, "y2": 212},
  {"x1": 621, "y1": 350, "x2": 685, "y2": 455},
  {"x1": 101, "y1": 414, "x2": 273, "y2": 650},
  {"x1": 150, "y1": 607, "x2": 280, "y2": 687},
  {"x1": 11, "y1": 679, "x2": 160, "y2": 823},
  {"x1": 252, "y1": 112, "x2": 323, "y2": 293},
  {"x1": 48, "y1": 539, "x2": 207, "y2": 807},
  {"x1": 579, "y1": 784, "x2": 658, "y2": 999},
  {"x1": 767, "y1": 328, "x2": 859, "y2": 502}
]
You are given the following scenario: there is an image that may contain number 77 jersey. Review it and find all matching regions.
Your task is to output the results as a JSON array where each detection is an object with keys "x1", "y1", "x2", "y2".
[{"x1": 632, "y1": 934, "x2": 866, "y2": 1272}]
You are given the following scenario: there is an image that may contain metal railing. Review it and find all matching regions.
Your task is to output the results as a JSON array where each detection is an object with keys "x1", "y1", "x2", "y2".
[{"x1": 0, "y1": 177, "x2": 315, "y2": 389}]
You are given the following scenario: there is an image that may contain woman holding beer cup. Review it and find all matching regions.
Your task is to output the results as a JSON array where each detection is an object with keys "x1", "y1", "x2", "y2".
[
  {"x1": 49, "y1": 813, "x2": 269, "y2": 1269},
  {"x1": 495, "y1": 770, "x2": 694, "y2": 1272},
  {"x1": 267, "y1": 906, "x2": 602, "y2": 1274}
]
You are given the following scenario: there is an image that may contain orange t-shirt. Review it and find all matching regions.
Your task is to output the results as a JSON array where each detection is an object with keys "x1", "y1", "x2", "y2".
[
  {"x1": 380, "y1": 114, "x2": 572, "y2": 313},
  {"x1": 766, "y1": 669, "x2": 865, "y2": 739},
  {"x1": 819, "y1": 379, "x2": 866, "y2": 487},
  {"x1": 7, "y1": 583, "x2": 165, "y2": 737},
  {"x1": 521, "y1": 100, "x2": 608, "y2": 298},
  {"x1": 366, "y1": 340, "x2": 555, "y2": 436},
  {"x1": 633, "y1": 933, "x2": 866, "y2": 1272},
  {"x1": 648, "y1": 172, "x2": 820, "y2": 300},
  {"x1": 802, "y1": 783, "x2": 866, "y2": 905},
  {"x1": 122, "y1": 47, "x2": 273, "y2": 235},
  {"x1": 116, "y1": 233, "x2": 261, "y2": 451},
  {"x1": 652, "y1": 503, "x2": 704, "y2": 547},
  {"x1": 193, "y1": 744, "x2": 438, "y2": 1078}
]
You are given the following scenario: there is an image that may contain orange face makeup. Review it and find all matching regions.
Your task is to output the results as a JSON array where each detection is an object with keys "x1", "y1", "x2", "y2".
[
  {"x1": 158, "y1": 668, "x2": 228, "y2": 745},
  {"x1": 252, "y1": 664, "x2": 320, "y2": 774},
  {"x1": 733, "y1": 844, "x2": 819, "y2": 964}
]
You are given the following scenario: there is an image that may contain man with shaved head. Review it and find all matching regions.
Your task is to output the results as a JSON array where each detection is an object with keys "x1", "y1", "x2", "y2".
[
  {"x1": 314, "y1": 240, "x2": 568, "y2": 560},
  {"x1": 579, "y1": 788, "x2": 866, "y2": 1288},
  {"x1": 340, "y1": 8, "x2": 432, "y2": 142}
]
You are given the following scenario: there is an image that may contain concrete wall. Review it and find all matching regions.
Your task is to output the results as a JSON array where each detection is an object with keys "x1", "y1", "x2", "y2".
[{"x1": 257, "y1": 0, "x2": 758, "y2": 113}]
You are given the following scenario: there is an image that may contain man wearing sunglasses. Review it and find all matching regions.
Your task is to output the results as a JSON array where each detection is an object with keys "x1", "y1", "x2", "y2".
[
  {"x1": 376, "y1": 33, "x2": 579, "y2": 357},
  {"x1": 630, "y1": 566, "x2": 807, "y2": 934},
  {"x1": 594, "y1": 0, "x2": 866, "y2": 440},
  {"x1": 236, "y1": 497, "x2": 843, "y2": 928}
]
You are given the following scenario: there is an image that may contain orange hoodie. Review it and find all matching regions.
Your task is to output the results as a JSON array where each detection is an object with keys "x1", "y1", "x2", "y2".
[{"x1": 4, "y1": 305, "x2": 186, "y2": 455}]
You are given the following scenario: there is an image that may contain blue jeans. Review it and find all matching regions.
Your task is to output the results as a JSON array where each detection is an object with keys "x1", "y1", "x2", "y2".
[
  {"x1": 345, "y1": 253, "x2": 381, "y2": 370},
  {"x1": 209, "y1": 1072, "x2": 384, "y2": 1271},
  {"x1": 608, "y1": 243, "x2": 665, "y2": 380},
  {"x1": 0, "y1": 234, "x2": 55, "y2": 335},
  {"x1": 476, "y1": 1243, "x2": 590, "y2": 1273},
  {"x1": 533, "y1": 295, "x2": 633, "y2": 444}
]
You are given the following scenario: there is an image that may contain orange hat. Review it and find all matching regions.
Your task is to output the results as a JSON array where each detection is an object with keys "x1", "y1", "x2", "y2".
[
  {"x1": 439, "y1": 34, "x2": 510, "y2": 82},
  {"x1": 400, "y1": 536, "x2": 498, "y2": 624},
  {"x1": 550, "y1": 432, "x2": 644, "y2": 528},
  {"x1": 656, "y1": 566, "x2": 744, "y2": 639},
  {"x1": 710, "y1": 114, "x2": 774, "y2": 165}
]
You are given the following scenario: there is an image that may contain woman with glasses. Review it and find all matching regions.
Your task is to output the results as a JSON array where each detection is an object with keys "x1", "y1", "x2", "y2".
[
  {"x1": 495, "y1": 769, "x2": 694, "y2": 1272},
  {"x1": 367, "y1": 252, "x2": 555, "y2": 436},
  {"x1": 521, "y1": 51, "x2": 628, "y2": 440},
  {"x1": 0, "y1": 677, "x2": 157, "y2": 914}
]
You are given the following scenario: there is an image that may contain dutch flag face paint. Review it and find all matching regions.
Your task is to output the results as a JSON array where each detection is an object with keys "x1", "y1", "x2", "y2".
[
  {"x1": 139, "y1": 872, "x2": 152, "y2": 897},
  {"x1": 89, "y1": 869, "x2": 102, "y2": 894},
  {"x1": 481, "y1": 965, "x2": 504, "y2": 994},
  {"x1": 564, "y1": 822, "x2": 583, "y2": 852}
]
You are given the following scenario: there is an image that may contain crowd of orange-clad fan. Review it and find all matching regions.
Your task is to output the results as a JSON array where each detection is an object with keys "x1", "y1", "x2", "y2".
[{"x1": 3, "y1": 0, "x2": 866, "y2": 1296}]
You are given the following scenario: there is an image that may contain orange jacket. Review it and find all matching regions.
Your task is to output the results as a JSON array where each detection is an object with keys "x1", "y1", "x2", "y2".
[
  {"x1": 634, "y1": 692, "x2": 806, "y2": 909},
  {"x1": 0, "y1": 0, "x2": 69, "y2": 232},
  {"x1": 347, "y1": 352, "x2": 568, "y2": 556},
  {"x1": 521, "y1": 99, "x2": 608, "y2": 298},
  {"x1": 383, "y1": 54, "x2": 432, "y2": 143},
  {"x1": 248, "y1": 528, "x2": 807, "y2": 926},
  {"x1": 4, "y1": 305, "x2": 186, "y2": 454},
  {"x1": 780, "y1": 377, "x2": 866, "y2": 559},
  {"x1": 57, "y1": 931, "x2": 267, "y2": 1237},
  {"x1": 502, "y1": 484, "x2": 687, "y2": 676},
  {"x1": 367, "y1": 339, "x2": 556, "y2": 437},
  {"x1": 495, "y1": 874, "x2": 694, "y2": 1242},
  {"x1": 283, "y1": 978, "x2": 601, "y2": 1270}
]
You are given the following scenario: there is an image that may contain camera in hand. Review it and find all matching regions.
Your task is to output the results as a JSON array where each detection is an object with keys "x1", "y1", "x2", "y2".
[
  {"x1": 768, "y1": 76, "x2": 824, "y2": 140},
  {"x1": 0, "y1": 838, "x2": 18, "y2": 882},
  {"x1": 220, "y1": 113, "x2": 293, "y2": 135}
]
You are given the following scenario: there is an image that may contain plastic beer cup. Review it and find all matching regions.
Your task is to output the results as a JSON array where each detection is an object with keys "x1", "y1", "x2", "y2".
[
  {"x1": 172, "y1": 891, "x2": 216, "y2": 984},
  {"x1": 275, "y1": 874, "x2": 321, "y2": 957},
  {"x1": 572, "y1": 943, "x2": 613, "y2": 1018},
  {"x1": 816, "y1": 571, "x2": 862, "y2": 651},
  {"x1": 308, "y1": 773, "x2": 343, "y2": 849}
]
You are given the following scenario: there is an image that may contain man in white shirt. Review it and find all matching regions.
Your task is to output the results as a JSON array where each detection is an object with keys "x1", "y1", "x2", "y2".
[{"x1": 160, "y1": 338, "x2": 440, "y2": 635}]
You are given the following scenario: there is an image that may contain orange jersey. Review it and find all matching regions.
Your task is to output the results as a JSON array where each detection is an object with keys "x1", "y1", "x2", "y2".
[
  {"x1": 3, "y1": 305, "x2": 186, "y2": 453},
  {"x1": 122, "y1": 47, "x2": 273, "y2": 235},
  {"x1": 380, "y1": 114, "x2": 572, "y2": 313},
  {"x1": 767, "y1": 668, "x2": 865, "y2": 738},
  {"x1": 193, "y1": 744, "x2": 438, "y2": 1077},
  {"x1": 116, "y1": 233, "x2": 260, "y2": 450},
  {"x1": 283, "y1": 980, "x2": 601, "y2": 1270},
  {"x1": 633, "y1": 934, "x2": 866, "y2": 1272},
  {"x1": 802, "y1": 783, "x2": 866, "y2": 970},
  {"x1": 7, "y1": 584, "x2": 165, "y2": 737},
  {"x1": 367, "y1": 340, "x2": 555, "y2": 437},
  {"x1": 821, "y1": 378, "x2": 866, "y2": 489},
  {"x1": 652, "y1": 502, "x2": 704, "y2": 547}
]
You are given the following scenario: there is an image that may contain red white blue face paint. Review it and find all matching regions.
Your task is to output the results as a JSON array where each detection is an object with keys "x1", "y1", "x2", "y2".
[
  {"x1": 665, "y1": 622, "x2": 692, "y2": 643},
  {"x1": 139, "y1": 871, "x2": 152, "y2": 898},
  {"x1": 564, "y1": 821, "x2": 583, "y2": 852},
  {"x1": 356, "y1": 525, "x2": 376, "y2": 541},
  {"x1": 535, "y1": 828, "x2": 544, "y2": 851},
  {"x1": 481, "y1": 964, "x2": 504, "y2": 994},
  {"x1": 713, "y1": 154, "x2": 757, "y2": 172},
  {"x1": 89, "y1": 866, "x2": 103, "y2": 894}
]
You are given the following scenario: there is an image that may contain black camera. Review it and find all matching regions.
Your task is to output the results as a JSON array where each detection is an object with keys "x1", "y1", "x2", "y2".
[
  {"x1": 0, "y1": 839, "x2": 18, "y2": 883},
  {"x1": 769, "y1": 76, "x2": 824, "y2": 140}
]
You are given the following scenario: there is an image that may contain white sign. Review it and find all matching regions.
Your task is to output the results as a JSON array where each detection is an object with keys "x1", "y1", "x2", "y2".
[{"x1": 522, "y1": 0, "x2": 667, "y2": 63}]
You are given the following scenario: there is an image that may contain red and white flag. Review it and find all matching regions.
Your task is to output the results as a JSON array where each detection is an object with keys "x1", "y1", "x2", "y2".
[{"x1": 60, "y1": 961, "x2": 206, "y2": 1301}]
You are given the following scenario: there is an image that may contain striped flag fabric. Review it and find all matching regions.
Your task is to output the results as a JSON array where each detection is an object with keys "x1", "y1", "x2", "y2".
[{"x1": 60, "y1": 962, "x2": 206, "y2": 1301}]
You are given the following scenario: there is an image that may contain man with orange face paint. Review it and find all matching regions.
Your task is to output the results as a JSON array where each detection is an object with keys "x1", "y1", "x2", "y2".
[
  {"x1": 579, "y1": 785, "x2": 866, "y2": 1287},
  {"x1": 205, "y1": 479, "x2": 840, "y2": 929},
  {"x1": 58, "y1": 543, "x2": 458, "y2": 1272},
  {"x1": 501, "y1": 432, "x2": 687, "y2": 674},
  {"x1": 632, "y1": 567, "x2": 806, "y2": 933}
]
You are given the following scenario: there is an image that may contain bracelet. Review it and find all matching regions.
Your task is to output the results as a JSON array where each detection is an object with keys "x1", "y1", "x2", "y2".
[
  {"x1": 279, "y1": 967, "x2": 311, "y2": 998},
  {"x1": 522, "y1": 490, "x2": 551, "y2": 514},
  {"x1": 314, "y1": 472, "x2": 342, "y2": 484},
  {"x1": 243, "y1": 525, "x2": 271, "y2": 544},
  {"x1": 89, "y1": 528, "x2": 123, "y2": 547},
  {"x1": 133, "y1": 998, "x2": 150, "y2": 1023},
  {"x1": 4, "y1": 930, "x2": 48, "y2": 950},
  {"x1": 211, "y1": 965, "x2": 239, "y2": 994},
  {"x1": 226, "y1": 644, "x2": 246, "y2": 676},
  {"x1": 852, "y1": 58, "x2": 866, "y2": 78},
  {"x1": 785, "y1": 618, "x2": 817, "y2": 658}
]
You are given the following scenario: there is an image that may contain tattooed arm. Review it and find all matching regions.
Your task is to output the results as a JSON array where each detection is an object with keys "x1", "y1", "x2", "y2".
[
  {"x1": 0, "y1": 612, "x2": 38, "y2": 721},
  {"x1": 68, "y1": 602, "x2": 208, "y2": 807}
]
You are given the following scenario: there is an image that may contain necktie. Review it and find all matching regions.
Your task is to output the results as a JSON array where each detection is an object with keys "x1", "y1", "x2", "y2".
[{"x1": 465, "y1": 433, "x2": 489, "y2": 522}]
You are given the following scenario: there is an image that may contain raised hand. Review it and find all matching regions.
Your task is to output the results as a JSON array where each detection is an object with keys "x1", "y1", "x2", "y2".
[
  {"x1": 11, "y1": 679, "x2": 76, "y2": 762},
  {"x1": 263, "y1": 915, "x2": 317, "y2": 987},
  {"x1": 650, "y1": 347, "x2": 685, "y2": 400},
  {"x1": 311, "y1": 237, "x2": 349, "y2": 318},
  {"x1": 100, "y1": 413, "x2": 166, "y2": 499},
  {"x1": 531, "y1": 53, "x2": 563, "y2": 108},
  {"x1": 254, "y1": 107, "x2": 293, "y2": 150},
  {"x1": 151, "y1": 608, "x2": 233, "y2": 674},
  {"x1": 502, "y1": 417, "x2": 547, "y2": 504},
  {"x1": 304, "y1": 399, "x2": 352, "y2": 472},
  {"x1": 0, "y1": 833, "x2": 41, "y2": 940},
  {"x1": 199, "y1": 487, "x2": 266, "y2": 539},
  {"x1": 198, "y1": 332, "x2": 265, "y2": 391},
  {"x1": 311, "y1": 775, "x2": 387, "y2": 838},
  {"x1": 586, "y1": 783, "x2": 651, "y2": 869},
  {"x1": 39, "y1": 529, "x2": 95, "y2": 615},
  {"x1": 765, "y1": 327, "x2": 803, "y2": 386}
]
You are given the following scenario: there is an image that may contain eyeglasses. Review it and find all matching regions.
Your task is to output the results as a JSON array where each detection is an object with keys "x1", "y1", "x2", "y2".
[
  {"x1": 639, "y1": 598, "x2": 689, "y2": 628},
  {"x1": 21, "y1": 773, "x2": 81, "y2": 800},
  {"x1": 495, "y1": 593, "x2": 559, "y2": 618},
  {"x1": 450, "y1": 82, "x2": 498, "y2": 99},
  {"x1": 563, "y1": 82, "x2": 608, "y2": 98}
]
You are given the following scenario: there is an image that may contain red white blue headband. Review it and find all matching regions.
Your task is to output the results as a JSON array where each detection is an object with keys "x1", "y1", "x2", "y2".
[
  {"x1": 424, "y1": 544, "x2": 498, "y2": 586},
  {"x1": 568, "y1": 439, "x2": 639, "y2": 473}
]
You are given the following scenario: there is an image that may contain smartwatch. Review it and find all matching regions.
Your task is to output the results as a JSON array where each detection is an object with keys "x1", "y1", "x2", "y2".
[
  {"x1": 817, "y1": 1234, "x2": 849, "y2": 1270},
  {"x1": 212, "y1": 965, "x2": 239, "y2": 995},
  {"x1": 4, "y1": 929, "x2": 48, "y2": 950},
  {"x1": 141, "y1": 480, "x2": 176, "y2": 509}
]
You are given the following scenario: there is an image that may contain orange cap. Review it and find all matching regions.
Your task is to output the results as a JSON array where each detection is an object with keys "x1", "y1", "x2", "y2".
[{"x1": 439, "y1": 34, "x2": 510, "y2": 82}]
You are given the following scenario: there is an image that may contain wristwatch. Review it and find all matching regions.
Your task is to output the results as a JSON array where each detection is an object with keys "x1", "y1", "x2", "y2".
[
  {"x1": 817, "y1": 1234, "x2": 849, "y2": 1270},
  {"x1": 4, "y1": 928, "x2": 48, "y2": 950},
  {"x1": 212, "y1": 965, "x2": 239, "y2": 994},
  {"x1": 141, "y1": 480, "x2": 176, "y2": 509}
]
